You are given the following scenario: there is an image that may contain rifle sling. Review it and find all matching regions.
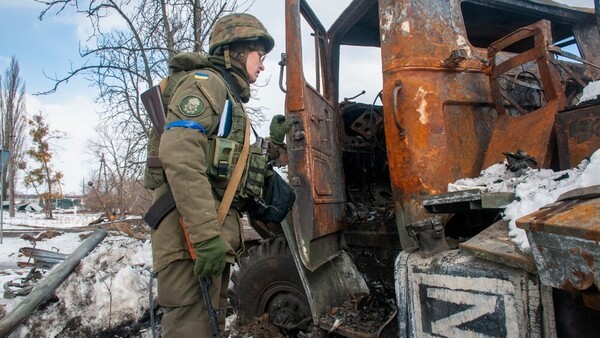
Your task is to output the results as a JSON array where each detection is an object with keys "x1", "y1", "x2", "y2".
[{"x1": 216, "y1": 118, "x2": 250, "y2": 226}]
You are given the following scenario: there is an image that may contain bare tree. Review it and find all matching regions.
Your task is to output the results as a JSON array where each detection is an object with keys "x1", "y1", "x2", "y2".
[
  {"x1": 0, "y1": 57, "x2": 28, "y2": 217},
  {"x1": 35, "y1": 0, "x2": 257, "y2": 208},
  {"x1": 84, "y1": 121, "x2": 148, "y2": 215},
  {"x1": 22, "y1": 113, "x2": 64, "y2": 219}
]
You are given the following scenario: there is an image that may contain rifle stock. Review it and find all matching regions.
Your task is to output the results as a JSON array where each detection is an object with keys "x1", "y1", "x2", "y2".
[{"x1": 140, "y1": 85, "x2": 166, "y2": 135}]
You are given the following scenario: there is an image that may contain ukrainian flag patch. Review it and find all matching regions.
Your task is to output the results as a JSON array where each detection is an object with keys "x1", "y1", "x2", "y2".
[{"x1": 195, "y1": 71, "x2": 209, "y2": 80}]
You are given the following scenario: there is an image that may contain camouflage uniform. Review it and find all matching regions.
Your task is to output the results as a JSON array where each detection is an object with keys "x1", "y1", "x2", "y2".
[{"x1": 150, "y1": 13, "x2": 275, "y2": 337}]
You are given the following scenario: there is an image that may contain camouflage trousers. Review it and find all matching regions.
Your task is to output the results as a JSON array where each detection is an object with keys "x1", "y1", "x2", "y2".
[{"x1": 158, "y1": 259, "x2": 230, "y2": 337}]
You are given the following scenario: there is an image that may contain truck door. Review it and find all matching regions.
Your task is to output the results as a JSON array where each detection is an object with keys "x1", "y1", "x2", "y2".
[{"x1": 285, "y1": 0, "x2": 346, "y2": 270}]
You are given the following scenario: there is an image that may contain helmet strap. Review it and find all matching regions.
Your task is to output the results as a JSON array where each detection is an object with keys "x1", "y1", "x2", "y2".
[{"x1": 224, "y1": 46, "x2": 232, "y2": 69}]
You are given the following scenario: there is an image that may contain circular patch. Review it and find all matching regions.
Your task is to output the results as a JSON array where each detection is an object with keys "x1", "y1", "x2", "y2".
[{"x1": 179, "y1": 95, "x2": 205, "y2": 117}]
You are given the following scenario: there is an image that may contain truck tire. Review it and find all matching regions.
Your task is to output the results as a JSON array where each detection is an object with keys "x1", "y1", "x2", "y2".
[{"x1": 229, "y1": 237, "x2": 311, "y2": 333}]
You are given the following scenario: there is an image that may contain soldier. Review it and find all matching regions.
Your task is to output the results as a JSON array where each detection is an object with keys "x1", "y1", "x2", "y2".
[{"x1": 150, "y1": 13, "x2": 292, "y2": 337}]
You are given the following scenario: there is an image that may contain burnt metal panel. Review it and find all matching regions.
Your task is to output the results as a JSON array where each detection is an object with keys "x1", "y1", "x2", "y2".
[
  {"x1": 396, "y1": 249, "x2": 550, "y2": 337},
  {"x1": 286, "y1": 0, "x2": 347, "y2": 270},
  {"x1": 287, "y1": 85, "x2": 346, "y2": 269},
  {"x1": 460, "y1": 220, "x2": 537, "y2": 273},
  {"x1": 423, "y1": 189, "x2": 515, "y2": 213},
  {"x1": 18, "y1": 247, "x2": 68, "y2": 269},
  {"x1": 555, "y1": 103, "x2": 600, "y2": 170},
  {"x1": 378, "y1": 0, "x2": 502, "y2": 248},
  {"x1": 484, "y1": 20, "x2": 566, "y2": 169},
  {"x1": 329, "y1": 0, "x2": 380, "y2": 47},
  {"x1": 517, "y1": 187, "x2": 600, "y2": 294}
]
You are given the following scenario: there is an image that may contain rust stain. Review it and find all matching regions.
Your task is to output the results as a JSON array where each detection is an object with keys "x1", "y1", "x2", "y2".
[
  {"x1": 517, "y1": 199, "x2": 600, "y2": 241},
  {"x1": 570, "y1": 268, "x2": 595, "y2": 290},
  {"x1": 581, "y1": 251, "x2": 595, "y2": 267}
]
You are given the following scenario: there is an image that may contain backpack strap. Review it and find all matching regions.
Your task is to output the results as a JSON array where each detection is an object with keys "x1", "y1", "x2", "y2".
[
  {"x1": 215, "y1": 66, "x2": 241, "y2": 101},
  {"x1": 159, "y1": 77, "x2": 169, "y2": 97},
  {"x1": 211, "y1": 67, "x2": 252, "y2": 225}
]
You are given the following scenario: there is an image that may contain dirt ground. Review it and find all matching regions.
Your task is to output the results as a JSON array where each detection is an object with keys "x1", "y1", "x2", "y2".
[{"x1": 226, "y1": 314, "x2": 290, "y2": 338}]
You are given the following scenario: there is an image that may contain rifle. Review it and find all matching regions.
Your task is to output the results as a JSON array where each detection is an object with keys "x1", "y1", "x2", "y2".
[
  {"x1": 140, "y1": 84, "x2": 167, "y2": 135},
  {"x1": 179, "y1": 217, "x2": 221, "y2": 338},
  {"x1": 198, "y1": 275, "x2": 220, "y2": 338},
  {"x1": 141, "y1": 83, "x2": 179, "y2": 229}
]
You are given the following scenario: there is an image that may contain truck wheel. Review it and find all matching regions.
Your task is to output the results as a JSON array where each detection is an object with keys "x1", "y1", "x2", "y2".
[{"x1": 229, "y1": 237, "x2": 311, "y2": 333}]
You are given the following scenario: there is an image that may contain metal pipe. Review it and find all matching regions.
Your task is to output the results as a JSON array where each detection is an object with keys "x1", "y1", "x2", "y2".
[
  {"x1": 0, "y1": 227, "x2": 107, "y2": 336},
  {"x1": 596, "y1": 0, "x2": 600, "y2": 37}
]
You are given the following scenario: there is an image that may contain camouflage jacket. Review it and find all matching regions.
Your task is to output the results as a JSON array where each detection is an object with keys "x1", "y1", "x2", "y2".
[{"x1": 150, "y1": 54, "x2": 249, "y2": 273}]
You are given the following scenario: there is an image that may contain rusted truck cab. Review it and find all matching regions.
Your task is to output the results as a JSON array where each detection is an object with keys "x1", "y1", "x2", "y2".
[{"x1": 230, "y1": 0, "x2": 600, "y2": 336}]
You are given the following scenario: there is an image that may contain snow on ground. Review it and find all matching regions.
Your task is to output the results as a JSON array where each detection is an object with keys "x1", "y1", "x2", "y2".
[
  {"x1": 449, "y1": 148, "x2": 600, "y2": 251},
  {"x1": 0, "y1": 212, "x2": 156, "y2": 337},
  {"x1": 10, "y1": 235, "x2": 154, "y2": 337},
  {"x1": 0, "y1": 212, "x2": 102, "y2": 297}
]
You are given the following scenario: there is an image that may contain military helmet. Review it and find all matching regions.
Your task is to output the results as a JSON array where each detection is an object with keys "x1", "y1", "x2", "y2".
[{"x1": 209, "y1": 13, "x2": 274, "y2": 55}]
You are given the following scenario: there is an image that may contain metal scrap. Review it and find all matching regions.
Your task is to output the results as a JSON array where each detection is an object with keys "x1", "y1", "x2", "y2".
[{"x1": 18, "y1": 247, "x2": 68, "y2": 269}]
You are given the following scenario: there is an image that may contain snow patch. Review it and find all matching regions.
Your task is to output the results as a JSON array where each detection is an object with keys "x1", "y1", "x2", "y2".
[
  {"x1": 578, "y1": 80, "x2": 600, "y2": 104},
  {"x1": 449, "y1": 148, "x2": 600, "y2": 251},
  {"x1": 9, "y1": 237, "x2": 154, "y2": 337}
]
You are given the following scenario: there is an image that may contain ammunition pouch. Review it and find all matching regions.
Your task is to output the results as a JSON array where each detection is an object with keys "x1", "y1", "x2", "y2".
[
  {"x1": 241, "y1": 138, "x2": 270, "y2": 198},
  {"x1": 207, "y1": 136, "x2": 270, "y2": 201},
  {"x1": 206, "y1": 135, "x2": 296, "y2": 223},
  {"x1": 206, "y1": 137, "x2": 242, "y2": 180}
]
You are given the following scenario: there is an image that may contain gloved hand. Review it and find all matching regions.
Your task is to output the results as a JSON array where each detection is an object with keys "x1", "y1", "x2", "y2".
[
  {"x1": 193, "y1": 236, "x2": 228, "y2": 277},
  {"x1": 269, "y1": 114, "x2": 293, "y2": 145}
]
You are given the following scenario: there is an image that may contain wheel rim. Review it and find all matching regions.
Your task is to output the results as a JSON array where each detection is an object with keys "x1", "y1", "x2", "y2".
[{"x1": 258, "y1": 282, "x2": 310, "y2": 330}]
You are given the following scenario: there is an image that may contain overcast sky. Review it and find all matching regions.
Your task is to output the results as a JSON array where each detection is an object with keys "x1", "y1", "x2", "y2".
[{"x1": 0, "y1": 0, "x2": 594, "y2": 195}]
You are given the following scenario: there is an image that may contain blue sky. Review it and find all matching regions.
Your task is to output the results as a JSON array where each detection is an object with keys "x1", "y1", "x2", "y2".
[
  {"x1": 0, "y1": 0, "x2": 593, "y2": 194},
  {"x1": 0, "y1": 0, "x2": 351, "y2": 194},
  {"x1": 1, "y1": 1, "x2": 100, "y2": 194}
]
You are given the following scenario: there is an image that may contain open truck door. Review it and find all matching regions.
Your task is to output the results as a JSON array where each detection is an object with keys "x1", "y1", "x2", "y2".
[{"x1": 281, "y1": 0, "x2": 371, "y2": 330}]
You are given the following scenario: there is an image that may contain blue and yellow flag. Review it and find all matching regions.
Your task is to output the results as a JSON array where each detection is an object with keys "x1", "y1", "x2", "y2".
[{"x1": 194, "y1": 71, "x2": 209, "y2": 80}]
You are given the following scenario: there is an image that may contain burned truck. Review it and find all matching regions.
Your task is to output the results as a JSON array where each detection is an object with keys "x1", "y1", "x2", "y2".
[{"x1": 228, "y1": 0, "x2": 600, "y2": 336}]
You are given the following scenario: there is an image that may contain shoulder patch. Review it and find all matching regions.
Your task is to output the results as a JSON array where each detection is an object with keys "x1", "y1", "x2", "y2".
[
  {"x1": 194, "y1": 71, "x2": 209, "y2": 80},
  {"x1": 179, "y1": 95, "x2": 205, "y2": 117}
]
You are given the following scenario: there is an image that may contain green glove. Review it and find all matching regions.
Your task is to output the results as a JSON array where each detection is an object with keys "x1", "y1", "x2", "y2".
[
  {"x1": 269, "y1": 114, "x2": 293, "y2": 145},
  {"x1": 193, "y1": 236, "x2": 228, "y2": 277}
]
